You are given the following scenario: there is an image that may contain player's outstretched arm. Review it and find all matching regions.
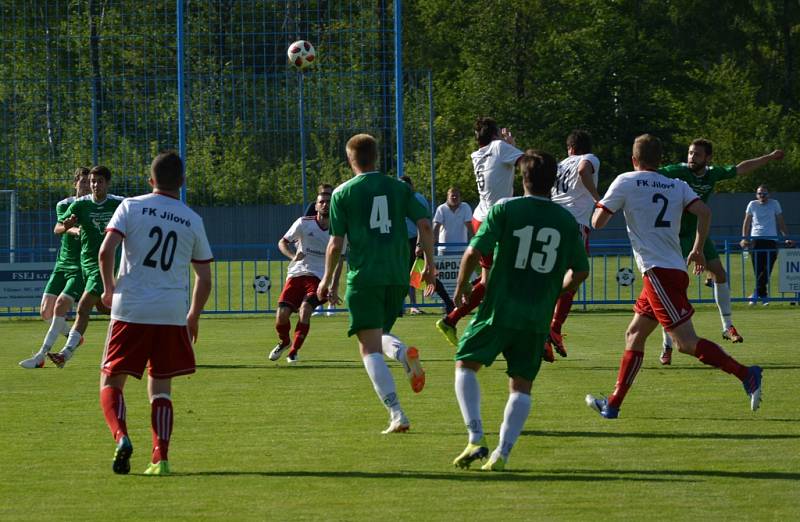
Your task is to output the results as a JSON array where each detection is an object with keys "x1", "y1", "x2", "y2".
[
  {"x1": 188, "y1": 261, "x2": 212, "y2": 343},
  {"x1": 591, "y1": 205, "x2": 613, "y2": 230},
  {"x1": 562, "y1": 269, "x2": 590, "y2": 295},
  {"x1": 454, "y1": 246, "x2": 481, "y2": 306},
  {"x1": 578, "y1": 160, "x2": 601, "y2": 203},
  {"x1": 736, "y1": 149, "x2": 784, "y2": 175},
  {"x1": 686, "y1": 200, "x2": 711, "y2": 274},
  {"x1": 415, "y1": 217, "x2": 437, "y2": 296},
  {"x1": 99, "y1": 231, "x2": 123, "y2": 308},
  {"x1": 318, "y1": 236, "x2": 344, "y2": 304}
]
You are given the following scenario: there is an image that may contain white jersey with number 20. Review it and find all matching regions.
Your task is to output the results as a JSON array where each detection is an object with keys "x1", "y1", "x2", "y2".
[
  {"x1": 105, "y1": 192, "x2": 213, "y2": 326},
  {"x1": 598, "y1": 171, "x2": 699, "y2": 273}
]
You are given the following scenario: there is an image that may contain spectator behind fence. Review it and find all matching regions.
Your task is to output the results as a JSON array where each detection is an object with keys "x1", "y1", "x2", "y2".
[
  {"x1": 740, "y1": 184, "x2": 795, "y2": 305},
  {"x1": 433, "y1": 187, "x2": 473, "y2": 256}
]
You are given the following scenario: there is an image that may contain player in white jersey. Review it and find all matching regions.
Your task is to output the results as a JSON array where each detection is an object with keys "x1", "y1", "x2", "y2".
[
  {"x1": 585, "y1": 134, "x2": 762, "y2": 420},
  {"x1": 436, "y1": 117, "x2": 523, "y2": 345},
  {"x1": 97, "y1": 151, "x2": 213, "y2": 476},
  {"x1": 546, "y1": 130, "x2": 601, "y2": 361},
  {"x1": 269, "y1": 192, "x2": 344, "y2": 364}
]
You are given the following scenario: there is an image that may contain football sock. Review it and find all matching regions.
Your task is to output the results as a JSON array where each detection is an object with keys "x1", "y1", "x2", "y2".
[
  {"x1": 714, "y1": 282, "x2": 733, "y2": 329},
  {"x1": 497, "y1": 391, "x2": 531, "y2": 459},
  {"x1": 60, "y1": 317, "x2": 72, "y2": 336},
  {"x1": 551, "y1": 289, "x2": 576, "y2": 334},
  {"x1": 41, "y1": 315, "x2": 67, "y2": 353},
  {"x1": 662, "y1": 329, "x2": 673, "y2": 349},
  {"x1": 150, "y1": 395, "x2": 173, "y2": 463},
  {"x1": 275, "y1": 322, "x2": 291, "y2": 346},
  {"x1": 63, "y1": 329, "x2": 82, "y2": 354},
  {"x1": 445, "y1": 281, "x2": 485, "y2": 326},
  {"x1": 455, "y1": 366, "x2": 483, "y2": 444},
  {"x1": 608, "y1": 350, "x2": 644, "y2": 408},
  {"x1": 362, "y1": 353, "x2": 401, "y2": 415},
  {"x1": 291, "y1": 321, "x2": 310, "y2": 353},
  {"x1": 434, "y1": 279, "x2": 455, "y2": 313},
  {"x1": 693, "y1": 338, "x2": 748, "y2": 381},
  {"x1": 100, "y1": 386, "x2": 128, "y2": 442},
  {"x1": 380, "y1": 333, "x2": 406, "y2": 364}
]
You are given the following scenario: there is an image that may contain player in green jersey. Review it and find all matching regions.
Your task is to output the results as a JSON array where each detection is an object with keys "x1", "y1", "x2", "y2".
[
  {"x1": 657, "y1": 138, "x2": 784, "y2": 363},
  {"x1": 451, "y1": 151, "x2": 590, "y2": 471},
  {"x1": 317, "y1": 133, "x2": 436, "y2": 434},
  {"x1": 19, "y1": 167, "x2": 91, "y2": 369},
  {"x1": 48, "y1": 165, "x2": 124, "y2": 368}
]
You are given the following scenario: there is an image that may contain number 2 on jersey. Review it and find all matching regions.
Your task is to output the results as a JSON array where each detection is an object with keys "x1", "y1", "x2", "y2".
[
  {"x1": 143, "y1": 226, "x2": 178, "y2": 271},
  {"x1": 652, "y1": 193, "x2": 671, "y2": 228},
  {"x1": 512, "y1": 226, "x2": 561, "y2": 273},
  {"x1": 369, "y1": 195, "x2": 392, "y2": 234}
]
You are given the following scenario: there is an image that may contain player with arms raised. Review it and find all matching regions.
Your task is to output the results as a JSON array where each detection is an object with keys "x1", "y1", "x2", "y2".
[
  {"x1": 436, "y1": 117, "x2": 523, "y2": 345},
  {"x1": 97, "y1": 151, "x2": 213, "y2": 475},
  {"x1": 586, "y1": 134, "x2": 763, "y2": 420},
  {"x1": 452, "y1": 151, "x2": 589, "y2": 471}
]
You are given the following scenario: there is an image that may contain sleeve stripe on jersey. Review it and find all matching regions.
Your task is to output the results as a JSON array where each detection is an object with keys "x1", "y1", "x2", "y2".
[
  {"x1": 595, "y1": 202, "x2": 614, "y2": 215},
  {"x1": 684, "y1": 198, "x2": 701, "y2": 211},
  {"x1": 191, "y1": 258, "x2": 214, "y2": 264},
  {"x1": 106, "y1": 227, "x2": 125, "y2": 238}
]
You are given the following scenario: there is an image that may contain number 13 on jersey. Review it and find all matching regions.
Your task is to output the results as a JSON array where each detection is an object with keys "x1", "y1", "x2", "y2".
[{"x1": 512, "y1": 226, "x2": 561, "y2": 273}]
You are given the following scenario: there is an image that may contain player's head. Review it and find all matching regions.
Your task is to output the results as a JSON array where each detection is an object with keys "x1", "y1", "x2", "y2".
[
  {"x1": 73, "y1": 166, "x2": 91, "y2": 197},
  {"x1": 446, "y1": 186, "x2": 461, "y2": 207},
  {"x1": 317, "y1": 183, "x2": 333, "y2": 197},
  {"x1": 566, "y1": 129, "x2": 592, "y2": 155},
  {"x1": 519, "y1": 150, "x2": 557, "y2": 197},
  {"x1": 632, "y1": 134, "x2": 662, "y2": 171},
  {"x1": 150, "y1": 151, "x2": 184, "y2": 191},
  {"x1": 316, "y1": 191, "x2": 331, "y2": 217},
  {"x1": 346, "y1": 134, "x2": 378, "y2": 173},
  {"x1": 474, "y1": 117, "x2": 499, "y2": 147},
  {"x1": 400, "y1": 175, "x2": 413, "y2": 188},
  {"x1": 89, "y1": 165, "x2": 111, "y2": 200},
  {"x1": 687, "y1": 138, "x2": 713, "y2": 172},
  {"x1": 756, "y1": 184, "x2": 770, "y2": 201}
]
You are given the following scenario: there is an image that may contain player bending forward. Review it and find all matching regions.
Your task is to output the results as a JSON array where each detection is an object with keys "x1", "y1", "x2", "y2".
[
  {"x1": 97, "y1": 151, "x2": 213, "y2": 475},
  {"x1": 452, "y1": 151, "x2": 589, "y2": 471},
  {"x1": 318, "y1": 133, "x2": 435, "y2": 434},
  {"x1": 269, "y1": 192, "x2": 343, "y2": 364},
  {"x1": 586, "y1": 134, "x2": 762, "y2": 420}
]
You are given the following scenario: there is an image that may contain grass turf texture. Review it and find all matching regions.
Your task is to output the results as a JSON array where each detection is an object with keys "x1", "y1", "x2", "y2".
[{"x1": 1, "y1": 306, "x2": 799, "y2": 520}]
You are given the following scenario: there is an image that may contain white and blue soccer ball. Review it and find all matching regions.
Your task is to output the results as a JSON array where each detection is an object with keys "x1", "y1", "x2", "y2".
[
  {"x1": 253, "y1": 275, "x2": 271, "y2": 294},
  {"x1": 616, "y1": 267, "x2": 635, "y2": 287}
]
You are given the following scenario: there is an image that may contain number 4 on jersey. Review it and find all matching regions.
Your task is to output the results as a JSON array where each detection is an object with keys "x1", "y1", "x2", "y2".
[{"x1": 369, "y1": 195, "x2": 392, "y2": 234}]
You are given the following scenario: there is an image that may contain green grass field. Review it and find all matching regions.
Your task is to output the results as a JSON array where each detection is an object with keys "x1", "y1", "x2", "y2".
[{"x1": 1, "y1": 305, "x2": 799, "y2": 520}]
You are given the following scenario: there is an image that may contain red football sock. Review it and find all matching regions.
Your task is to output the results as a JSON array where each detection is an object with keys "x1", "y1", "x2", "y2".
[
  {"x1": 275, "y1": 322, "x2": 291, "y2": 346},
  {"x1": 291, "y1": 321, "x2": 310, "y2": 354},
  {"x1": 551, "y1": 289, "x2": 576, "y2": 334},
  {"x1": 693, "y1": 338, "x2": 748, "y2": 381},
  {"x1": 445, "y1": 281, "x2": 485, "y2": 326},
  {"x1": 100, "y1": 386, "x2": 128, "y2": 442},
  {"x1": 608, "y1": 350, "x2": 644, "y2": 408},
  {"x1": 151, "y1": 397, "x2": 173, "y2": 463}
]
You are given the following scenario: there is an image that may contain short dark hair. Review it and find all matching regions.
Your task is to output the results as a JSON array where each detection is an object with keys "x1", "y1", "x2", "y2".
[
  {"x1": 567, "y1": 129, "x2": 592, "y2": 154},
  {"x1": 519, "y1": 150, "x2": 557, "y2": 195},
  {"x1": 400, "y1": 175, "x2": 412, "y2": 187},
  {"x1": 151, "y1": 151, "x2": 184, "y2": 190},
  {"x1": 317, "y1": 183, "x2": 333, "y2": 194},
  {"x1": 633, "y1": 134, "x2": 662, "y2": 170},
  {"x1": 73, "y1": 166, "x2": 90, "y2": 182},
  {"x1": 346, "y1": 134, "x2": 378, "y2": 170},
  {"x1": 474, "y1": 117, "x2": 499, "y2": 147},
  {"x1": 89, "y1": 165, "x2": 111, "y2": 181},
  {"x1": 691, "y1": 138, "x2": 713, "y2": 156}
]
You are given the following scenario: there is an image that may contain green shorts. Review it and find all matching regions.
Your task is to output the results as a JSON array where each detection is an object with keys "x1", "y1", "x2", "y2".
[
  {"x1": 82, "y1": 265, "x2": 104, "y2": 297},
  {"x1": 680, "y1": 235, "x2": 719, "y2": 263},
  {"x1": 43, "y1": 266, "x2": 85, "y2": 301},
  {"x1": 345, "y1": 284, "x2": 407, "y2": 337},
  {"x1": 455, "y1": 319, "x2": 546, "y2": 382}
]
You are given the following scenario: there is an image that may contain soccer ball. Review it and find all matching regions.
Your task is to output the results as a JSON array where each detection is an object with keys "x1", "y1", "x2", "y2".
[
  {"x1": 616, "y1": 267, "x2": 635, "y2": 287},
  {"x1": 253, "y1": 275, "x2": 271, "y2": 294},
  {"x1": 287, "y1": 40, "x2": 316, "y2": 70}
]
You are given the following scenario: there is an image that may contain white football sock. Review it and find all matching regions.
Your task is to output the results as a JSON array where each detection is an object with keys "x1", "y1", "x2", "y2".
[
  {"x1": 40, "y1": 315, "x2": 67, "y2": 354},
  {"x1": 497, "y1": 391, "x2": 532, "y2": 459},
  {"x1": 64, "y1": 328, "x2": 82, "y2": 352},
  {"x1": 362, "y1": 353, "x2": 401, "y2": 416},
  {"x1": 714, "y1": 282, "x2": 733, "y2": 329},
  {"x1": 381, "y1": 333, "x2": 407, "y2": 369},
  {"x1": 662, "y1": 329, "x2": 673, "y2": 349},
  {"x1": 61, "y1": 320, "x2": 72, "y2": 336},
  {"x1": 455, "y1": 366, "x2": 483, "y2": 444}
]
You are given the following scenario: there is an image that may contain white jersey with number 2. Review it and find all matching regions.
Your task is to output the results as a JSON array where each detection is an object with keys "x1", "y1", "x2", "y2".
[
  {"x1": 105, "y1": 192, "x2": 213, "y2": 326},
  {"x1": 471, "y1": 139, "x2": 524, "y2": 222},
  {"x1": 597, "y1": 171, "x2": 699, "y2": 273}
]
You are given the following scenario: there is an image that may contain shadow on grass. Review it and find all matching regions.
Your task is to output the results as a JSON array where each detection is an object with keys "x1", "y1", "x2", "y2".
[
  {"x1": 544, "y1": 468, "x2": 800, "y2": 481},
  {"x1": 521, "y1": 429, "x2": 800, "y2": 440},
  {"x1": 196, "y1": 362, "x2": 364, "y2": 370}
]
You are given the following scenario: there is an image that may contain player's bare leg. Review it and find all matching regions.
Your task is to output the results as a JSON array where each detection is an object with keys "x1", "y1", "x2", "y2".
[
  {"x1": 39, "y1": 293, "x2": 57, "y2": 321},
  {"x1": 269, "y1": 305, "x2": 293, "y2": 361},
  {"x1": 358, "y1": 328, "x2": 408, "y2": 433},
  {"x1": 100, "y1": 373, "x2": 132, "y2": 474},
  {"x1": 707, "y1": 260, "x2": 742, "y2": 343},
  {"x1": 48, "y1": 292, "x2": 97, "y2": 368},
  {"x1": 381, "y1": 333, "x2": 425, "y2": 393},
  {"x1": 144, "y1": 377, "x2": 173, "y2": 475}
]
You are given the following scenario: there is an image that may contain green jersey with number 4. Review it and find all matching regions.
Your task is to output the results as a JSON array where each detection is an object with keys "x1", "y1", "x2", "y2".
[
  {"x1": 64, "y1": 194, "x2": 125, "y2": 271},
  {"x1": 330, "y1": 172, "x2": 429, "y2": 288},
  {"x1": 470, "y1": 195, "x2": 589, "y2": 331},
  {"x1": 659, "y1": 163, "x2": 736, "y2": 238}
]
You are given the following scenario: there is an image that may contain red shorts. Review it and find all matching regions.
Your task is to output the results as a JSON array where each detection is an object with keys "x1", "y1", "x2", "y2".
[
  {"x1": 471, "y1": 218, "x2": 493, "y2": 269},
  {"x1": 101, "y1": 320, "x2": 196, "y2": 379},
  {"x1": 633, "y1": 267, "x2": 694, "y2": 331},
  {"x1": 278, "y1": 274, "x2": 323, "y2": 311}
]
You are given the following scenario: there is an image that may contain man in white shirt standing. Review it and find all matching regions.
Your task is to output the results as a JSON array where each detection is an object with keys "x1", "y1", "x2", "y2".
[
  {"x1": 586, "y1": 134, "x2": 762, "y2": 420},
  {"x1": 97, "y1": 151, "x2": 213, "y2": 476},
  {"x1": 433, "y1": 186, "x2": 473, "y2": 256},
  {"x1": 740, "y1": 184, "x2": 795, "y2": 304},
  {"x1": 547, "y1": 129, "x2": 601, "y2": 361},
  {"x1": 436, "y1": 117, "x2": 523, "y2": 345}
]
